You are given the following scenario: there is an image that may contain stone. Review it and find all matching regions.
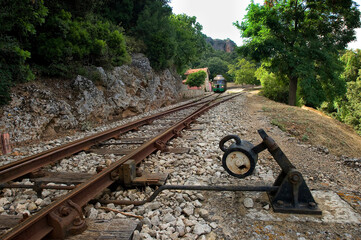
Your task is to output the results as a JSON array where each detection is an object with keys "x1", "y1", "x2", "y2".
[
  {"x1": 170, "y1": 232, "x2": 180, "y2": 240},
  {"x1": 132, "y1": 230, "x2": 141, "y2": 240},
  {"x1": 140, "y1": 233, "x2": 152, "y2": 240},
  {"x1": 145, "y1": 202, "x2": 161, "y2": 211},
  {"x1": 176, "y1": 218, "x2": 186, "y2": 236},
  {"x1": 182, "y1": 204, "x2": 195, "y2": 216},
  {"x1": 41, "y1": 190, "x2": 51, "y2": 198},
  {"x1": 27, "y1": 202, "x2": 37, "y2": 211},
  {"x1": 160, "y1": 223, "x2": 170, "y2": 230},
  {"x1": 243, "y1": 198, "x2": 254, "y2": 208},
  {"x1": 163, "y1": 213, "x2": 176, "y2": 223},
  {"x1": 35, "y1": 198, "x2": 43, "y2": 206},
  {"x1": 210, "y1": 222, "x2": 218, "y2": 229},
  {"x1": 198, "y1": 235, "x2": 207, "y2": 240},
  {"x1": 15, "y1": 203, "x2": 27, "y2": 213},
  {"x1": 199, "y1": 209, "x2": 209, "y2": 218},
  {"x1": 151, "y1": 215, "x2": 160, "y2": 227},
  {"x1": 206, "y1": 231, "x2": 217, "y2": 240},
  {"x1": 184, "y1": 219, "x2": 196, "y2": 227},
  {"x1": 88, "y1": 207, "x2": 98, "y2": 219},
  {"x1": 196, "y1": 193, "x2": 205, "y2": 201},
  {"x1": 0, "y1": 198, "x2": 9, "y2": 207},
  {"x1": 142, "y1": 217, "x2": 152, "y2": 228},
  {"x1": 193, "y1": 223, "x2": 212, "y2": 235}
]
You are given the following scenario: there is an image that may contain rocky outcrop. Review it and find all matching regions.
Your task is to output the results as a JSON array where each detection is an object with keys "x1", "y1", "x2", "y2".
[
  {"x1": 206, "y1": 37, "x2": 237, "y2": 52},
  {"x1": 0, "y1": 54, "x2": 183, "y2": 142}
]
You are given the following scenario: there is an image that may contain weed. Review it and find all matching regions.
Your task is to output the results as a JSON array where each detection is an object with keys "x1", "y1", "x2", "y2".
[
  {"x1": 271, "y1": 119, "x2": 286, "y2": 131},
  {"x1": 302, "y1": 134, "x2": 309, "y2": 141},
  {"x1": 262, "y1": 106, "x2": 270, "y2": 112}
]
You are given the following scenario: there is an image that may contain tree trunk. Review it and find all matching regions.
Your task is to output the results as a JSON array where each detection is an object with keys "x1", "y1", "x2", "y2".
[{"x1": 288, "y1": 76, "x2": 298, "y2": 106}]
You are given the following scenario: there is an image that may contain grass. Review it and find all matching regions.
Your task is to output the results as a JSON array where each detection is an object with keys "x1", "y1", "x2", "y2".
[
  {"x1": 271, "y1": 118, "x2": 286, "y2": 132},
  {"x1": 301, "y1": 134, "x2": 309, "y2": 142},
  {"x1": 249, "y1": 90, "x2": 361, "y2": 157}
]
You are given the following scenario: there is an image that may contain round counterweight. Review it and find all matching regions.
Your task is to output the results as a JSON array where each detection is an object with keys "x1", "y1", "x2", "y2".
[
  {"x1": 225, "y1": 151, "x2": 251, "y2": 175},
  {"x1": 219, "y1": 135, "x2": 258, "y2": 179},
  {"x1": 222, "y1": 148, "x2": 256, "y2": 178}
]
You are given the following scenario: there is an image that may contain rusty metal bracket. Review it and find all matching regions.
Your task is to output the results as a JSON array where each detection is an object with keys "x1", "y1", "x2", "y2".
[
  {"x1": 111, "y1": 160, "x2": 168, "y2": 187},
  {"x1": 47, "y1": 199, "x2": 87, "y2": 239},
  {"x1": 154, "y1": 140, "x2": 166, "y2": 151},
  {"x1": 255, "y1": 129, "x2": 321, "y2": 214},
  {"x1": 172, "y1": 129, "x2": 182, "y2": 138}
]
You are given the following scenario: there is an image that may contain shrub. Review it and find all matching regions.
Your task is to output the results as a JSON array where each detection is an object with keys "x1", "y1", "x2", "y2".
[
  {"x1": 186, "y1": 71, "x2": 207, "y2": 87},
  {"x1": 35, "y1": 10, "x2": 130, "y2": 75},
  {"x1": 0, "y1": 37, "x2": 35, "y2": 105},
  {"x1": 255, "y1": 66, "x2": 288, "y2": 104},
  {"x1": 228, "y1": 58, "x2": 259, "y2": 85}
]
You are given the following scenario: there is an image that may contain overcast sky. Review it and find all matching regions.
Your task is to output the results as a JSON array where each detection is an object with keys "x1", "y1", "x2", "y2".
[{"x1": 169, "y1": 0, "x2": 361, "y2": 50}]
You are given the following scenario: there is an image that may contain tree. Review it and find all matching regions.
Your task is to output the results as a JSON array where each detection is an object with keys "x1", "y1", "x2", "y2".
[
  {"x1": 202, "y1": 57, "x2": 229, "y2": 80},
  {"x1": 135, "y1": 0, "x2": 175, "y2": 70},
  {"x1": 228, "y1": 58, "x2": 259, "y2": 85},
  {"x1": 0, "y1": 0, "x2": 48, "y2": 105},
  {"x1": 341, "y1": 49, "x2": 361, "y2": 82},
  {"x1": 255, "y1": 65, "x2": 289, "y2": 103},
  {"x1": 236, "y1": 0, "x2": 361, "y2": 106},
  {"x1": 186, "y1": 71, "x2": 206, "y2": 87},
  {"x1": 169, "y1": 14, "x2": 206, "y2": 73}
]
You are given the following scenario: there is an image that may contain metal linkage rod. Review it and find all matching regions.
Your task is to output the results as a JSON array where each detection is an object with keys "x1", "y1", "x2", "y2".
[{"x1": 99, "y1": 185, "x2": 279, "y2": 206}]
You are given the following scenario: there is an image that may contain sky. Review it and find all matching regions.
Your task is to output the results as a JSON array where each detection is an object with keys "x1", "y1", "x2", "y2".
[{"x1": 169, "y1": 0, "x2": 361, "y2": 50}]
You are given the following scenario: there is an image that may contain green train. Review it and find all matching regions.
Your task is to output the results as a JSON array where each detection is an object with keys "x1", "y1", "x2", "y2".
[{"x1": 212, "y1": 75, "x2": 227, "y2": 93}]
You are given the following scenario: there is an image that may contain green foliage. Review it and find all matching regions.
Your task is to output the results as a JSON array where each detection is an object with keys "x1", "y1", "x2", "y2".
[
  {"x1": 0, "y1": 0, "x2": 224, "y2": 106},
  {"x1": 228, "y1": 58, "x2": 259, "y2": 85},
  {"x1": 202, "y1": 57, "x2": 229, "y2": 80},
  {"x1": 271, "y1": 118, "x2": 286, "y2": 132},
  {"x1": 341, "y1": 49, "x2": 361, "y2": 82},
  {"x1": 319, "y1": 49, "x2": 361, "y2": 135},
  {"x1": 0, "y1": 0, "x2": 47, "y2": 105},
  {"x1": 134, "y1": 0, "x2": 175, "y2": 70},
  {"x1": 193, "y1": 44, "x2": 237, "y2": 80},
  {"x1": 301, "y1": 134, "x2": 309, "y2": 142},
  {"x1": 255, "y1": 66, "x2": 289, "y2": 104},
  {"x1": 343, "y1": 77, "x2": 361, "y2": 134},
  {"x1": 237, "y1": 0, "x2": 361, "y2": 106},
  {"x1": 170, "y1": 14, "x2": 206, "y2": 73},
  {"x1": 34, "y1": 10, "x2": 130, "y2": 75},
  {"x1": 186, "y1": 71, "x2": 207, "y2": 87},
  {"x1": 125, "y1": 36, "x2": 146, "y2": 55}
]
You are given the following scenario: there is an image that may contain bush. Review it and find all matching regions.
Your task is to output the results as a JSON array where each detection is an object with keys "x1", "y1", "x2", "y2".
[
  {"x1": 255, "y1": 66, "x2": 288, "y2": 104},
  {"x1": 343, "y1": 78, "x2": 361, "y2": 134},
  {"x1": 186, "y1": 71, "x2": 207, "y2": 87},
  {"x1": 228, "y1": 58, "x2": 259, "y2": 85},
  {"x1": 0, "y1": 37, "x2": 35, "y2": 105},
  {"x1": 35, "y1": 10, "x2": 130, "y2": 74}
]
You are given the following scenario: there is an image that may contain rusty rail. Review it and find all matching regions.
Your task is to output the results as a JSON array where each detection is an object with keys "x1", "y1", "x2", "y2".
[
  {"x1": 1, "y1": 93, "x2": 241, "y2": 240},
  {"x1": 0, "y1": 94, "x2": 219, "y2": 184}
]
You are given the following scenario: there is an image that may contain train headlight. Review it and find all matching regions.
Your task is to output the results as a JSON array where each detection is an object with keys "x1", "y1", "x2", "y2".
[{"x1": 221, "y1": 85, "x2": 224, "y2": 88}]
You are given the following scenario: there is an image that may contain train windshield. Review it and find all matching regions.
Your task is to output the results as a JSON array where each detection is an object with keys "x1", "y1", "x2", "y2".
[{"x1": 214, "y1": 80, "x2": 225, "y2": 84}]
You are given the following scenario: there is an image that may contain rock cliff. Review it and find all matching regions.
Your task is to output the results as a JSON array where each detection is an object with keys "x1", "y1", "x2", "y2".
[
  {"x1": 206, "y1": 37, "x2": 237, "y2": 52},
  {"x1": 0, "y1": 54, "x2": 183, "y2": 143}
]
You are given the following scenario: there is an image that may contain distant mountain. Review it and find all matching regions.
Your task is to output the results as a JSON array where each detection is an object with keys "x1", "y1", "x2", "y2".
[{"x1": 206, "y1": 37, "x2": 237, "y2": 53}]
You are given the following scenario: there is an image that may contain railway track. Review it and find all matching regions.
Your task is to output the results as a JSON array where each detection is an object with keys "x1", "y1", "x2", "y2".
[{"x1": 0, "y1": 92, "x2": 242, "y2": 239}]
